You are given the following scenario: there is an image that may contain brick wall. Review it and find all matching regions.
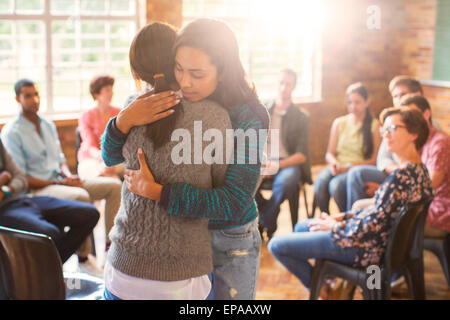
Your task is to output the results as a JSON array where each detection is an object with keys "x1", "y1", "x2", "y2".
[
  {"x1": 423, "y1": 84, "x2": 450, "y2": 133},
  {"x1": 146, "y1": 0, "x2": 182, "y2": 28},
  {"x1": 396, "y1": 0, "x2": 450, "y2": 135},
  {"x1": 303, "y1": 0, "x2": 449, "y2": 164},
  {"x1": 398, "y1": 0, "x2": 436, "y2": 79},
  {"x1": 303, "y1": 0, "x2": 406, "y2": 164},
  {"x1": 56, "y1": 120, "x2": 78, "y2": 173}
]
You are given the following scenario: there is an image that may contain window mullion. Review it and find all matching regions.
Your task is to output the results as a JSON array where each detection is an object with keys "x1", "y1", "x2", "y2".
[
  {"x1": 44, "y1": 0, "x2": 53, "y2": 114},
  {"x1": 136, "y1": 0, "x2": 142, "y2": 30},
  {"x1": 0, "y1": 0, "x2": 139, "y2": 118}
]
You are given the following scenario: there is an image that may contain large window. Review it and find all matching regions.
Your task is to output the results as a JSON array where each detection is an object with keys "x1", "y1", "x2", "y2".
[
  {"x1": 0, "y1": 0, "x2": 142, "y2": 119},
  {"x1": 182, "y1": 0, "x2": 322, "y2": 103}
]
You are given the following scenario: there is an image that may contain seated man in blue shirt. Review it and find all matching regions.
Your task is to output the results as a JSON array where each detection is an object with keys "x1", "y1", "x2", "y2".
[
  {"x1": 1, "y1": 79, "x2": 122, "y2": 266},
  {"x1": 0, "y1": 138, "x2": 99, "y2": 264}
]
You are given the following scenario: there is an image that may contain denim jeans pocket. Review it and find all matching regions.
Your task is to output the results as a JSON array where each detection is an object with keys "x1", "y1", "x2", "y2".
[
  {"x1": 211, "y1": 220, "x2": 260, "y2": 256},
  {"x1": 219, "y1": 226, "x2": 253, "y2": 239}
]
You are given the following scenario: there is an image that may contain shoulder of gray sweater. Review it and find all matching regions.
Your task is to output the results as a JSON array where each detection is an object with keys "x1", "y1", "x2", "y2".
[{"x1": 181, "y1": 98, "x2": 231, "y2": 128}]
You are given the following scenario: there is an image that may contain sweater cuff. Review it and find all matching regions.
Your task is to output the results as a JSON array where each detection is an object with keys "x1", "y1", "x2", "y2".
[
  {"x1": 159, "y1": 184, "x2": 171, "y2": 210},
  {"x1": 109, "y1": 117, "x2": 128, "y2": 142}
]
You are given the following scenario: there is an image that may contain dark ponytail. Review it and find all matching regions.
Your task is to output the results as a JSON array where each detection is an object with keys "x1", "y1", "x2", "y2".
[
  {"x1": 129, "y1": 22, "x2": 183, "y2": 149},
  {"x1": 361, "y1": 107, "x2": 374, "y2": 159},
  {"x1": 346, "y1": 82, "x2": 373, "y2": 159}
]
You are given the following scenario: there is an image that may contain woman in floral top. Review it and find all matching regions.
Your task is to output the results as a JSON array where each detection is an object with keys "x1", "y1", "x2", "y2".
[{"x1": 269, "y1": 107, "x2": 433, "y2": 292}]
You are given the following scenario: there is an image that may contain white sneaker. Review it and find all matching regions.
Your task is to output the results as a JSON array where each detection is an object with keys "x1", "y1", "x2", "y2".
[{"x1": 78, "y1": 255, "x2": 104, "y2": 278}]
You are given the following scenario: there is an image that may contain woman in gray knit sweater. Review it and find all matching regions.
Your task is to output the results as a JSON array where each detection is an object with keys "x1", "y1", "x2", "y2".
[
  {"x1": 103, "y1": 23, "x2": 231, "y2": 299},
  {"x1": 104, "y1": 19, "x2": 268, "y2": 300}
]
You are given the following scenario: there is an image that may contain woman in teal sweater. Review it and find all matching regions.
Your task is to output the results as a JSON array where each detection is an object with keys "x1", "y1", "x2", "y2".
[{"x1": 102, "y1": 19, "x2": 269, "y2": 299}]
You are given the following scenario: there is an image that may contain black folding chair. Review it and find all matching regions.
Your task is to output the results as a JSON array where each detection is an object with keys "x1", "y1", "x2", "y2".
[
  {"x1": 309, "y1": 198, "x2": 432, "y2": 300},
  {"x1": 0, "y1": 226, "x2": 103, "y2": 300}
]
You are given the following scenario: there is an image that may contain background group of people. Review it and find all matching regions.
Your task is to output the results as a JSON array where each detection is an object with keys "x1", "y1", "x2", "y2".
[
  {"x1": 0, "y1": 17, "x2": 448, "y2": 300},
  {"x1": 0, "y1": 76, "x2": 124, "y2": 278},
  {"x1": 262, "y1": 74, "x2": 449, "y2": 297}
]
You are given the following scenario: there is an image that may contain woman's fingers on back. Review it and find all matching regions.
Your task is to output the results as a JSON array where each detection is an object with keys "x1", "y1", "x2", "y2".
[
  {"x1": 145, "y1": 90, "x2": 175, "y2": 103},
  {"x1": 154, "y1": 96, "x2": 180, "y2": 113},
  {"x1": 128, "y1": 91, "x2": 178, "y2": 124},
  {"x1": 154, "y1": 109, "x2": 175, "y2": 121},
  {"x1": 136, "y1": 89, "x2": 155, "y2": 100}
]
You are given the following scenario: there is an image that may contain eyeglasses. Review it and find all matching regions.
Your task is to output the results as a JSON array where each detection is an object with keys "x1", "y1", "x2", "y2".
[{"x1": 379, "y1": 124, "x2": 406, "y2": 136}]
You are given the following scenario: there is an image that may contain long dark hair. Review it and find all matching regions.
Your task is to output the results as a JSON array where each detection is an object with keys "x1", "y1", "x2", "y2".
[
  {"x1": 129, "y1": 22, "x2": 183, "y2": 148},
  {"x1": 346, "y1": 82, "x2": 374, "y2": 159},
  {"x1": 173, "y1": 18, "x2": 258, "y2": 110}
]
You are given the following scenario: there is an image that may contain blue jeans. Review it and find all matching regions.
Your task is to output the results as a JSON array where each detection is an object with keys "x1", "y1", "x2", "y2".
[
  {"x1": 346, "y1": 165, "x2": 388, "y2": 210},
  {"x1": 0, "y1": 196, "x2": 99, "y2": 263},
  {"x1": 207, "y1": 218, "x2": 261, "y2": 300},
  {"x1": 313, "y1": 167, "x2": 347, "y2": 213},
  {"x1": 268, "y1": 219, "x2": 357, "y2": 289},
  {"x1": 256, "y1": 165, "x2": 301, "y2": 233}
]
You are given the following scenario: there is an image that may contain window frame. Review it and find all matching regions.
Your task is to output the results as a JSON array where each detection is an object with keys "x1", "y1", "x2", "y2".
[
  {"x1": 0, "y1": 0, "x2": 144, "y2": 120},
  {"x1": 181, "y1": 0, "x2": 322, "y2": 104}
]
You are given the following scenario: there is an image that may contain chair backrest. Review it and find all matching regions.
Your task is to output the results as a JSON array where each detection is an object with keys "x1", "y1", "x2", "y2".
[
  {"x1": 382, "y1": 198, "x2": 432, "y2": 274},
  {"x1": 0, "y1": 226, "x2": 65, "y2": 300}
]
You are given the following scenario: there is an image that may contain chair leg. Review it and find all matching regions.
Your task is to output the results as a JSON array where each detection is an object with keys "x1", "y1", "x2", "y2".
[
  {"x1": 424, "y1": 237, "x2": 450, "y2": 286},
  {"x1": 405, "y1": 258, "x2": 426, "y2": 300},
  {"x1": 404, "y1": 268, "x2": 415, "y2": 299},
  {"x1": 348, "y1": 285, "x2": 357, "y2": 299},
  {"x1": 309, "y1": 260, "x2": 326, "y2": 300},
  {"x1": 311, "y1": 195, "x2": 318, "y2": 219},
  {"x1": 361, "y1": 286, "x2": 373, "y2": 300},
  {"x1": 0, "y1": 244, "x2": 14, "y2": 299},
  {"x1": 435, "y1": 236, "x2": 450, "y2": 286},
  {"x1": 362, "y1": 279, "x2": 384, "y2": 300},
  {"x1": 433, "y1": 237, "x2": 450, "y2": 286},
  {"x1": 303, "y1": 187, "x2": 310, "y2": 219},
  {"x1": 444, "y1": 236, "x2": 450, "y2": 286},
  {"x1": 90, "y1": 233, "x2": 96, "y2": 257},
  {"x1": 288, "y1": 186, "x2": 300, "y2": 230},
  {"x1": 378, "y1": 279, "x2": 390, "y2": 300}
]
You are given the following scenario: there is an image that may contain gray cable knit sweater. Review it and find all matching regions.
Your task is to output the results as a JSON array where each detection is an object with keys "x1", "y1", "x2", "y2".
[{"x1": 108, "y1": 98, "x2": 231, "y2": 281}]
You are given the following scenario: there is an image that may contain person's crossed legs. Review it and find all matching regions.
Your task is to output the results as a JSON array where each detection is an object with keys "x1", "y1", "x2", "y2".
[
  {"x1": 345, "y1": 165, "x2": 387, "y2": 211},
  {"x1": 258, "y1": 166, "x2": 301, "y2": 236},
  {"x1": 268, "y1": 219, "x2": 357, "y2": 290}
]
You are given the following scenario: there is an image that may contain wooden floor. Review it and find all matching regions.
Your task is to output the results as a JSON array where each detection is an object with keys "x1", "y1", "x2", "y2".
[
  {"x1": 65, "y1": 166, "x2": 450, "y2": 300},
  {"x1": 255, "y1": 167, "x2": 450, "y2": 300}
]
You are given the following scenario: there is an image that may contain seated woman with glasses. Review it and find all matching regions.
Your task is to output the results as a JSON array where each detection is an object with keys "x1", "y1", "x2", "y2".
[{"x1": 268, "y1": 106, "x2": 433, "y2": 298}]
